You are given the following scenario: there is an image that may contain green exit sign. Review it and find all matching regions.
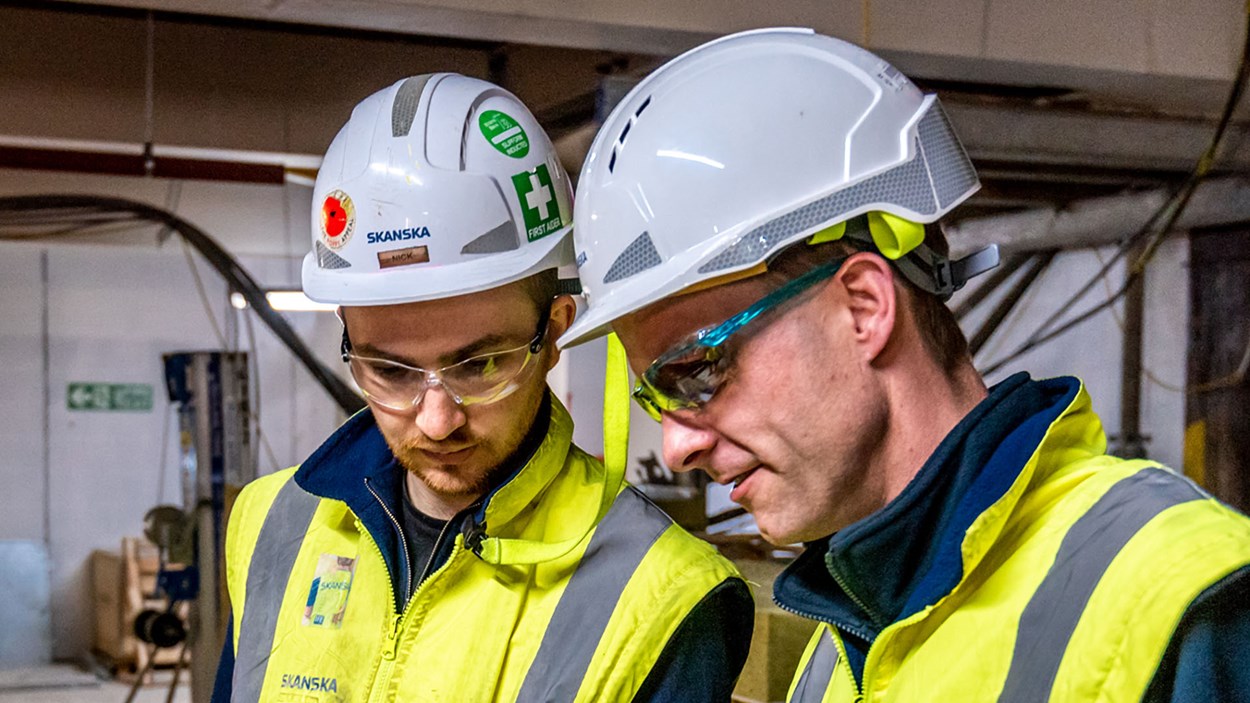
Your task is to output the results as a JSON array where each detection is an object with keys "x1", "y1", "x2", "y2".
[{"x1": 67, "y1": 383, "x2": 154, "y2": 412}]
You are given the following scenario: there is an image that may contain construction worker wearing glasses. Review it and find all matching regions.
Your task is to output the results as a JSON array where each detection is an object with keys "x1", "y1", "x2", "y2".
[
  {"x1": 560, "y1": 29, "x2": 1250, "y2": 703},
  {"x1": 212, "y1": 74, "x2": 752, "y2": 702}
]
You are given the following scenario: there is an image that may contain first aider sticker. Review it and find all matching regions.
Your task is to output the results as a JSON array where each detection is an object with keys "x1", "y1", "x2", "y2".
[
  {"x1": 512, "y1": 163, "x2": 563, "y2": 242},
  {"x1": 320, "y1": 190, "x2": 355, "y2": 250}
]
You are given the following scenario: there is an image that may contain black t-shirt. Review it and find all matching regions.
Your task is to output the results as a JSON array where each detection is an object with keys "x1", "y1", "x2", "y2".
[{"x1": 400, "y1": 487, "x2": 450, "y2": 589}]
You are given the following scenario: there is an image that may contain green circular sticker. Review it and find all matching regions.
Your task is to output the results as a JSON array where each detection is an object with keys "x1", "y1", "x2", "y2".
[{"x1": 479, "y1": 110, "x2": 530, "y2": 159}]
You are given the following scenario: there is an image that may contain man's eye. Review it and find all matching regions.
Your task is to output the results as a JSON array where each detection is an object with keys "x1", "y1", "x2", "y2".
[
  {"x1": 460, "y1": 356, "x2": 499, "y2": 377},
  {"x1": 370, "y1": 364, "x2": 413, "y2": 381}
]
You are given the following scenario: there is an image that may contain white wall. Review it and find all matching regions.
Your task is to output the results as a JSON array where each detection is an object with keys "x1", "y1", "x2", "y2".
[
  {"x1": 957, "y1": 238, "x2": 1189, "y2": 469},
  {"x1": 0, "y1": 168, "x2": 347, "y2": 660}
]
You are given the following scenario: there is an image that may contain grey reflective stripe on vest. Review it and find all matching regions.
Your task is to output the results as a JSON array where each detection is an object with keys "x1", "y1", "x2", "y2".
[
  {"x1": 790, "y1": 629, "x2": 839, "y2": 703},
  {"x1": 514, "y1": 487, "x2": 671, "y2": 703},
  {"x1": 231, "y1": 477, "x2": 321, "y2": 702},
  {"x1": 998, "y1": 468, "x2": 1205, "y2": 703}
]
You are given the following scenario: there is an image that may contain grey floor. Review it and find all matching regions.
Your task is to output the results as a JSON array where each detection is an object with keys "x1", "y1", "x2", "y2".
[{"x1": 0, "y1": 666, "x2": 190, "y2": 703}]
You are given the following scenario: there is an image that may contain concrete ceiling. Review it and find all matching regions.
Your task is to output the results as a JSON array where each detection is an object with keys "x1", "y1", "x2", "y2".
[{"x1": 3, "y1": 0, "x2": 1249, "y2": 243}]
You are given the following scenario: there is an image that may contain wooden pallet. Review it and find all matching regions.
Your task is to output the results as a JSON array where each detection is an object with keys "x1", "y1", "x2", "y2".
[{"x1": 90, "y1": 537, "x2": 190, "y2": 679}]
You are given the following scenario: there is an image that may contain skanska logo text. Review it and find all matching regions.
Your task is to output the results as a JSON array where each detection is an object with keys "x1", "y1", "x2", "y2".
[
  {"x1": 281, "y1": 674, "x2": 338, "y2": 693},
  {"x1": 367, "y1": 227, "x2": 431, "y2": 244}
]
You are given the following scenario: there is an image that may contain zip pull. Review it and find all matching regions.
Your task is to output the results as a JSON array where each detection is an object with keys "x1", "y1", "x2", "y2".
[
  {"x1": 461, "y1": 511, "x2": 488, "y2": 557},
  {"x1": 382, "y1": 614, "x2": 402, "y2": 661}
]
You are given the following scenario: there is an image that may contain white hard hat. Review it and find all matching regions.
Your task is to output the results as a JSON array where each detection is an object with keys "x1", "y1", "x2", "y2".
[
  {"x1": 558, "y1": 28, "x2": 984, "y2": 348},
  {"x1": 303, "y1": 73, "x2": 574, "y2": 306}
]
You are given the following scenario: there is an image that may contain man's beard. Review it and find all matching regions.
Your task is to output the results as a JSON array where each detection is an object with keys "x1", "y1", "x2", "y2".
[
  {"x1": 385, "y1": 396, "x2": 549, "y2": 504},
  {"x1": 389, "y1": 433, "x2": 502, "y2": 502}
]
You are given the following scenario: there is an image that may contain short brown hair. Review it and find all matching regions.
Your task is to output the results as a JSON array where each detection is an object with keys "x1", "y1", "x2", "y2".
[
  {"x1": 518, "y1": 268, "x2": 560, "y2": 314},
  {"x1": 762, "y1": 221, "x2": 971, "y2": 372}
]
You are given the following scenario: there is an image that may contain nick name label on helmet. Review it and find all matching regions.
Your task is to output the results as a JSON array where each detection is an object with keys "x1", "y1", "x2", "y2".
[
  {"x1": 366, "y1": 227, "x2": 431, "y2": 245},
  {"x1": 512, "y1": 163, "x2": 562, "y2": 242}
]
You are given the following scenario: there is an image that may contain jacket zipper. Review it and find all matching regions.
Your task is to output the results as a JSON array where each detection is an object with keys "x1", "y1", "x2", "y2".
[
  {"x1": 355, "y1": 521, "x2": 402, "y2": 703},
  {"x1": 773, "y1": 598, "x2": 870, "y2": 701},
  {"x1": 416, "y1": 517, "x2": 454, "y2": 587},
  {"x1": 772, "y1": 598, "x2": 876, "y2": 649},
  {"x1": 365, "y1": 477, "x2": 412, "y2": 603},
  {"x1": 825, "y1": 558, "x2": 886, "y2": 631},
  {"x1": 360, "y1": 487, "x2": 474, "y2": 702}
]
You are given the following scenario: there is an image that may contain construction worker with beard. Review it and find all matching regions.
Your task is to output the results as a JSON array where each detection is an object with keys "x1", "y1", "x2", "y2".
[
  {"x1": 212, "y1": 74, "x2": 752, "y2": 703},
  {"x1": 560, "y1": 29, "x2": 1250, "y2": 703}
]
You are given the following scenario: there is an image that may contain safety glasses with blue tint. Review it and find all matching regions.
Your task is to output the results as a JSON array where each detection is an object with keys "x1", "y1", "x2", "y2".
[{"x1": 633, "y1": 257, "x2": 849, "y2": 421}]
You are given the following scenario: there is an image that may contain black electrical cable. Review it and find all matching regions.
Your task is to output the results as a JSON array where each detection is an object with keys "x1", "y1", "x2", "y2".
[
  {"x1": 0, "y1": 194, "x2": 366, "y2": 415},
  {"x1": 980, "y1": 12, "x2": 1250, "y2": 377}
]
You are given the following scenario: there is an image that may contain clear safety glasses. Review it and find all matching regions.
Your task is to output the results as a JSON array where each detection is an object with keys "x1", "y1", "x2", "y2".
[
  {"x1": 343, "y1": 311, "x2": 549, "y2": 412},
  {"x1": 633, "y1": 258, "x2": 849, "y2": 421}
]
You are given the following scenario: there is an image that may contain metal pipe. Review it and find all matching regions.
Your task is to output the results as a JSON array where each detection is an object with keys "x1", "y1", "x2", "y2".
[
  {"x1": 1117, "y1": 240, "x2": 1148, "y2": 458},
  {"x1": 0, "y1": 195, "x2": 365, "y2": 415},
  {"x1": 946, "y1": 176, "x2": 1250, "y2": 257}
]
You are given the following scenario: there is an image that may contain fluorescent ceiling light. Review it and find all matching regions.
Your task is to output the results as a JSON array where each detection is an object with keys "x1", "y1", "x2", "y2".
[{"x1": 230, "y1": 290, "x2": 337, "y2": 312}]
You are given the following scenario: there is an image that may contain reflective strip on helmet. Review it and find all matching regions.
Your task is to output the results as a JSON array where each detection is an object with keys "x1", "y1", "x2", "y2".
[
  {"x1": 232, "y1": 477, "x2": 321, "y2": 702},
  {"x1": 689, "y1": 99, "x2": 975, "y2": 279},
  {"x1": 316, "y1": 241, "x2": 352, "y2": 270},
  {"x1": 997, "y1": 468, "x2": 1205, "y2": 702},
  {"x1": 790, "y1": 629, "x2": 839, "y2": 703},
  {"x1": 460, "y1": 219, "x2": 521, "y2": 255},
  {"x1": 603, "y1": 231, "x2": 663, "y2": 283},
  {"x1": 391, "y1": 75, "x2": 435, "y2": 138},
  {"x1": 917, "y1": 100, "x2": 979, "y2": 211},
  {"x1": 514, "y1": 486, "x2": 670, "y2": 702}
]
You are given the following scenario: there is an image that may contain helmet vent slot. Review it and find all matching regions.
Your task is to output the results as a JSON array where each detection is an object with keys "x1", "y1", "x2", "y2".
[
  {"x1": 635, "y1": 96, "x2": 651, "y2": 117},
  {"x1": 608, "y1": 149, "x2": 618, "y2": 173},
  {"x1": 603, "y1": 231, "x2": 662, "y2": 283}
]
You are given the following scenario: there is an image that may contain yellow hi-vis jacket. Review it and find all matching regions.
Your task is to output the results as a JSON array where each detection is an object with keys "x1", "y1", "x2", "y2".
[
  {"x1": 223, "y1": 396, "x2": 746, "y2": 702},
  {"x1": 783, "y1": 377, "x2": 1250, "y2": 702}
]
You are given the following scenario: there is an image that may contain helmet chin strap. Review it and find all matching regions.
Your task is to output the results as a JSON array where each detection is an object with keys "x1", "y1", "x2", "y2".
[
  {"x1": 819, "y1": 214, "x2": 1001, "y2": 302},
  {"x1": 470, "y1": 334, "x2": 629, "y2": 566}
]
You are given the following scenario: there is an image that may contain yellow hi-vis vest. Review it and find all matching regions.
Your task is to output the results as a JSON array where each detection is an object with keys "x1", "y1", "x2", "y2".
[
  {"x1": 786, "y1": 383, "x2": 1250, "y2": 703},
  {"x1": 225, "y1": 399, "x2": 743, "y2": 703}
]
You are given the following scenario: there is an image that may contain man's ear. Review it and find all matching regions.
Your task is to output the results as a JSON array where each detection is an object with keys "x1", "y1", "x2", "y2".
[
  {"x1": 543, "y1": 294, "x2": 578, "y2": 370},
  {"x1": 833, "y1": 252, "x2": 897, "y2": 364}
]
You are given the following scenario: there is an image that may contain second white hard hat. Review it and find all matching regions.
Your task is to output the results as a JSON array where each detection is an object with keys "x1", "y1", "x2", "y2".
[{"x1": 559, "y1": 28, "x2": 981, "y2": 348}]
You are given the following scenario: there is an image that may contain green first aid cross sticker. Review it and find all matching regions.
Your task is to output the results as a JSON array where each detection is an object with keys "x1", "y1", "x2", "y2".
[{"x1": 512, "y1": 163, "x2": 563, "y2": 242}]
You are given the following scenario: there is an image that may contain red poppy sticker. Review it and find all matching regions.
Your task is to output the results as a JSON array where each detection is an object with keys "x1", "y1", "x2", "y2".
[{"x1": 320, "y1": 190, "x2": 355, "y2": 250}]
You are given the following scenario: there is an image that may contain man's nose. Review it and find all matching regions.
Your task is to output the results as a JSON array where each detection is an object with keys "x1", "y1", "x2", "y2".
[
  {"x1": 414, "y1": 381, "x2": 467, "y2": 441},
  {"x1": 660, "y1": 411, "x2": 718, "y2": 475}
]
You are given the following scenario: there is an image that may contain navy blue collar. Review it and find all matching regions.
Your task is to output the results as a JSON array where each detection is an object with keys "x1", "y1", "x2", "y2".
[
  {"x1": 774, "y1": 373, "x2": 1082, "y2": 640},
  {"x1": 292, "y1": 396, "x2": 552, "y2": 607}
]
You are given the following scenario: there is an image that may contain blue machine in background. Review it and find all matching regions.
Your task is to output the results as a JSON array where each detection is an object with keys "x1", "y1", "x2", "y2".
[{"x1": 145, "y1": 351, "x2": 253, "y2": 703}]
